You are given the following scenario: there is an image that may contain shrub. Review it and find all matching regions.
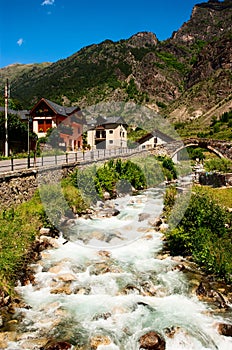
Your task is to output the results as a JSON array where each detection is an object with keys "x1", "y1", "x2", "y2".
[
  {"x1": 204, "y1": 158, "x2": 232, "y2": 173},
  {"x1": 166, "y1": 190, "x2": 232, "y2": 282},
  {"x1": 162, "y1": 157, "x2": 177, "y2": 180},
  {"x1": 70, "y1": 159, "x2": 147, "y2": 202}
]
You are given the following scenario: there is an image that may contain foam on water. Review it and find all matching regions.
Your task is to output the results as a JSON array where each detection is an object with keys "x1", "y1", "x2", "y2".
[{"x1": 7, "y1": 186, "x2": 232, "y2": 350}]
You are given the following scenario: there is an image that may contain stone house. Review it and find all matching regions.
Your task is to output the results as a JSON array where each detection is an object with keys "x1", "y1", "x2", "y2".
[{"x1": 87, "y1": 116, "x2": 127, "y2": 149}]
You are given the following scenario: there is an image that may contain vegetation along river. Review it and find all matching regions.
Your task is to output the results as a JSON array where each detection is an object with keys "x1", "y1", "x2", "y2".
[{"x1": 3, "y1": 181, "x2": 232, "y2": 350}]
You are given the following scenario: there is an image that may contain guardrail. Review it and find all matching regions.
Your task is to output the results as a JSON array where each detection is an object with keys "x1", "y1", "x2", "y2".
[{"x1": 0, "y1": 147, "x2": 146, "y2": 174}]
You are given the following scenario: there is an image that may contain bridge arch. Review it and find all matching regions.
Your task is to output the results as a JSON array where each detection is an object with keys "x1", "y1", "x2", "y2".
[{"x1": 171, "y1": 142, "x2": 225, "y2": 161}]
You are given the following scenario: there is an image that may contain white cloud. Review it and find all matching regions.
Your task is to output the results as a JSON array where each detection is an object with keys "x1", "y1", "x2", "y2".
[
  {"x1": 17, "y1": 38, "x2": 24, "y2": 46},
  {"x1": 41, "y1": 0, "x2": 55, "y2": 5}
]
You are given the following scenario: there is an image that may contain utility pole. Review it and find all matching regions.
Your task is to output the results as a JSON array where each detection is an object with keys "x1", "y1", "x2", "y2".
[{"x1": 4, "y1": 79, "x2": 9, "y2": 157}]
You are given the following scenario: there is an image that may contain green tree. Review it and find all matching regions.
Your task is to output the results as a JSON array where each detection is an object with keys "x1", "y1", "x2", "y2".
[{"x1": 0, "y1": 112, "x2": 37, "y2": 154}]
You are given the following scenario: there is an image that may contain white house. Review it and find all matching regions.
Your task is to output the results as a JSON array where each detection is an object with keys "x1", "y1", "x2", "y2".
[
  {"x1": 136, "y1": 129, "x2": 175, "y2": 149},
  {"x1": 87, "y1": 116, "x2": 127, "y2": 149}
]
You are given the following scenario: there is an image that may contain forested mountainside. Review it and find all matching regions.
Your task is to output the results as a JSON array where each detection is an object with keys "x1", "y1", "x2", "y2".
[{"x1": 0, "y1": 0, "x2": 231, "y2": 123}]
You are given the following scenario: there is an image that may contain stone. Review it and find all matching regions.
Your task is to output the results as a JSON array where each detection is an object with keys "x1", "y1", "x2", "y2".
[
  {"x1": 40, "y1": 236, "x2": 60, "y2": 249},
  {"x1": 159, "y1": 223, "x2": 169, "y2": 232},
  {"x1": 172, "y1": 264, "x2": 185, "y2": 272},
  {"x1": 98, "y1": 250, "x2": 111, "y2": 258},
  {"x1": 43, "y1": 340, "x2": 72, "y2": 349},
  {"x1": 103, "y1": 191, "x2": 111, "y2": 200},
  {"x1": 48, "y1": 264, "x2": 64, "y2": 274},
  {"x1": 139, "y1": 330, "x2": 165, "y2": 350},
  {"x1": 143, "y1": 234, "x2": 153, "y2": 240},
  {"x1": 111, "y1": 208, "x2": 120, "y2": 216},
  {"x1": 217, "y1": 323, "x2": 232, "y2": 337},
  {"x1": 139, "y1": 213, "x2": 150, "y2": 222},
  {"x1": 90, "y1": 334, "x2": 111, "y2": 349},
  {"x1": 39, "y1": 227, "x2": 51, "y2": 235},
  {"x1": 196, "y1": 282, "x2": 209, "y2": 297},
  {"x1": 50, "y1": 285, "x2": 72, "y2": 295},
  {"x1": 58, "y1": 273, "x2": 76, "y2": 282},
  {"x1": 0, "y1": 331, "x2": 17, "y2": 349},
  {"x1": 149, "y1": 217, "x2": 162, "y2": 228}
]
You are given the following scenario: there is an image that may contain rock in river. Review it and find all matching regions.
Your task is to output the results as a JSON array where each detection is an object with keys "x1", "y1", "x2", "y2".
[{"x1": 139, "y1": 330, "x2": 166, "y2": 349}]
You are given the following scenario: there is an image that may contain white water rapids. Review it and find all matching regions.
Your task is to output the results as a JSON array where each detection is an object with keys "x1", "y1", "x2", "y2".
[{"x1": 6, "y1": 185, "x2": 232, "y2": 349}]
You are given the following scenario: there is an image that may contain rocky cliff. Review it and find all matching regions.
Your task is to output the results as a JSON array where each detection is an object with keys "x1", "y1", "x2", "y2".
[{"x1": 0, "y1": 0, "x2": 231, "y2": 123}]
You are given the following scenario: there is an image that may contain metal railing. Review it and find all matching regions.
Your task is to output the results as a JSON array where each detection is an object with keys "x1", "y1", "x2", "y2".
[{"x1": 0, "y1": 147, "x2": 147, "y2": 174}]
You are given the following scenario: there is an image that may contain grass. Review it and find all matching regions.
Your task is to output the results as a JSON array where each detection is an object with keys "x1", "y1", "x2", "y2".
[
  {"x1": 0, "y1": 180, "x2": 88, "y2": 295},
  {"x1": 0, "y1": 193, "x2": 43, "y2": 294},
  {"x1": 194, "y1": 185, "x2": 232, "y2": 208}
]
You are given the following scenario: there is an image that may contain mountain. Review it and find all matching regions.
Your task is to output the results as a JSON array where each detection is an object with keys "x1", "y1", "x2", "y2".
[{"x1": 0, "y1": 0, "x2": 231, "y2": 125}]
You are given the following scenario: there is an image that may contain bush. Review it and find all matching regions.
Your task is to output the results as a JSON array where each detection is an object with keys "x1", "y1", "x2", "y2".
[
  {"x1": 204, "y1": 158, "x2": 232, "y2": 173},
  {"x1": 162, "y1": 157, "x2": 177, "y2": 180},
  {"x1": 187, "y1": 147, "x2": 205, "y2": 161},
  {"x1": 166, "y1": 190, "x2": 232, "y2": 282},
  {"x1": 70, "y1": 159, "x2": 147, "y2": 202}
]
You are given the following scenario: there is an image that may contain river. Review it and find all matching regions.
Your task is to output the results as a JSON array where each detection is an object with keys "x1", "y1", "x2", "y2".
[{"x1": 4, "y1": 183, "x2": 232, "y2": 349}]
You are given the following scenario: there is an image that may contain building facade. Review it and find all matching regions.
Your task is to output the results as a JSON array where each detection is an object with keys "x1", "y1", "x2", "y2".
[
  {"x1": 137, "y1": 129, "x2": 175, "y2": 149},
  {"x1": 87, "y1": 116, "x2": 127, "y2": 150},
  {"x1": 30, "y1": 98, "x2": 84, "y2": 151}
]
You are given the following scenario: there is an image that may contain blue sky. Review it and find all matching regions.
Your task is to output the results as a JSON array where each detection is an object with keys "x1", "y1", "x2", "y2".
[{"x1": 0, "y1": 0, "x2": 203, "y2": 68}]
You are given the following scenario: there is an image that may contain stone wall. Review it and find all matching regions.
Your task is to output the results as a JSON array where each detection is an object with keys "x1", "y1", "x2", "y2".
[
  {"x1": 198, "y1": 172, "x2": 232, "y2": 187},
  {"x1": 0, "y1": 163, "x2": 80, "y2": 210},
  {"x1": 0, "y1": 169, "x2": 38, "y2": 209},
  {"x1": 0, "y1": 151, "x2": 148, "y2": 209}
]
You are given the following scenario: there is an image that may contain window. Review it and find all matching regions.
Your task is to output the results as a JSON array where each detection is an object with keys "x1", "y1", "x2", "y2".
[
  {"x1": 109, "y1": 130, "x2": 113, "y2": 134},
  {"x1": 38, "y1": 120, "x2": 52, "y2": 132},
  {"x1": 109, "y1": 140, "x2": 113, "y2": 144}
]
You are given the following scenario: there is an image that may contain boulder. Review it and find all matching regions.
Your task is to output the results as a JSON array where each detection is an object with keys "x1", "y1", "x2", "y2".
[
  {"x1": 139, "y1": 331, "x2": 165, "y2": 350},
  {"x1": 139, "y1": 213, "x2": 150, "y2": 222},
  {"x1": 0, "y1": 331, "x2": 17, "y2": 349},
  {"x1": 57, "y1": 273, "x2": 76, "y2": 282},
  {"x1": 148, "y1": 217, "x2": 162, "y2": 228},
  {"x1": 196, "y1": 281, "x2": 228, "y2": 308},
  {"x1": 159, "y1": 223, "x2": 169, "y2": 232},
  {"x1": 39, "y1": 227, "x2": 51, "y2": 236},
  {"x1": 50, "y1": 285, "x2": 72, "y2": 295},
  {"x1": 43, "y1": 340, "x2": 72, "y2": 349},
  {"x1": 90, "y1": 334, "x2": 111, "y2": 349},
  {"x1": 98, "y1": 250, "x2": 111, "y2": 258},
  {"x1": 196, "y1": 282, "x2": 208, "y2": 297},
  {"x1": 103, "y1": 191, "x2": 111, "y2": 200},
  {"x1": 218, "y1": 323, "x2": 232, "y2": 337}
]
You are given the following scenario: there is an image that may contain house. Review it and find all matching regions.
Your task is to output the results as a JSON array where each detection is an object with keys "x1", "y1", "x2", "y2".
[
  {"x1": 30, "y1": 98, "x2": 85, "y2": 151},
  {"x1": 87, "y1": 116, "x2": 127, "y2": 149},
  {"x1": 136, "y1": 129, "x2": 175, "y2": 149},
  {"x1": 0, "y1": 107, "x2": 30, "y2": 123}
]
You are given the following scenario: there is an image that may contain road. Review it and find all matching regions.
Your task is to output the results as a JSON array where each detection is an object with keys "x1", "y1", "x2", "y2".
[{"x1": 0, "y1": 148, "x2": 143, "y2": 174}]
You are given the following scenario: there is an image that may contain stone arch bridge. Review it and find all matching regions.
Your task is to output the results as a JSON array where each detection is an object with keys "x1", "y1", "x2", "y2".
[{"x1": 150, "y1": 138, "x2": 232, "y2": 161}]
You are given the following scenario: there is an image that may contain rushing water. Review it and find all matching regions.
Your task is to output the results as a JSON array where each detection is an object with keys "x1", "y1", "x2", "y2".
[{"x1": 6, "y1": 185, "x2": 232, "y2": 349}]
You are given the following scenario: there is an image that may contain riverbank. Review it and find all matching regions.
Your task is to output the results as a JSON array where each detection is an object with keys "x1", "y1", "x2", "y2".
[
  {"x1": 1, "y1": 157, "x2": 232, "y2": 348},
  {"x1": 163, "y1": 184, "x2": 232, "y2": 284},
  {"x1": 0, "y1": 184, "x2": 232, "y2": 349}
]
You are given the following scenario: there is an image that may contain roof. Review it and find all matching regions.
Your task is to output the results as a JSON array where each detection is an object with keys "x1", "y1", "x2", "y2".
[
  {"x1": 0, "y1": 106, "x2": 29, "y2": 121},
  {"x1": 137, "y1": 129, "x2": 175, "y2": 144},
  {"x1": 101, "y1": 116, "x2": 127, "y2": 125},
  {"x1": 42, "y1": 98, "x2": 80, "y2": 117},
  {"x1": 88, "y1": 115, "x2": 127, "y2": 127}
]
